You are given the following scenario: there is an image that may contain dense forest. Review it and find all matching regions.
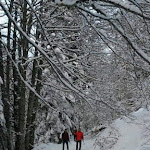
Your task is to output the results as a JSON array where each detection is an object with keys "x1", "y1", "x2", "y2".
[{"x1": 0, "y1": 0, "x2": 150, "y2": 150}]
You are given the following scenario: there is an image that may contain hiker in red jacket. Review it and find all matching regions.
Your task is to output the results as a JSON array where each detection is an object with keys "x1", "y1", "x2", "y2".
[
  {"x1": 62, "y1": 129, "x2": 70, "y2": 150},
  {"x1": 74, "y1": 128, "x2": 84, "y2": 150}
]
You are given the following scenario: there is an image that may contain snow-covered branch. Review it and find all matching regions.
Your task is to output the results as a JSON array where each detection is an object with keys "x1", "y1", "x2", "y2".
[
  {"x1": 0, "y1": 41, "x2": 57, "y2": 111},
  {"x1": 100, "y1": 0, "x2": 150, "y2": 20},
  {"x1": 76, "y1": 3, "x2": 150, "y2": 65},
  {"x1": 0, "y1": 1, "x2": 108, "y2": 112},
  {"x1": 53, "y1": 0, "x2": 150, "y2": 20}
]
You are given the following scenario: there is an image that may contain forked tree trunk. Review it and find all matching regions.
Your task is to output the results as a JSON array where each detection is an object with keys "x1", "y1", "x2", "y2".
[
  {"x1": 26, "y1": 1, "x2": 43, "y2": 148},
  {"x1": 25, "y1": 22, "x2": 42, "y2": 148}
]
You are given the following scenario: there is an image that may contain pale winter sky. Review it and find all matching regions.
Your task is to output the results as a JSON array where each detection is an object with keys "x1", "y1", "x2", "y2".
[{"x1": 0, "y1": 0, "x2": 8, "y2": 33}]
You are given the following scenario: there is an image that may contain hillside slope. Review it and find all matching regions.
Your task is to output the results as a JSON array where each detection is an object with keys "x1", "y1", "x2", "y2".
[{"x1": 95, "y1": 107, "x2": 150, "y2": 150}]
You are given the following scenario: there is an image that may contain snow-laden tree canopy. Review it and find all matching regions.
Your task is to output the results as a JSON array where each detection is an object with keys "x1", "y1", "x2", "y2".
[
  {"x1": 0, "y1": 0, "x2": 150, "y2": 149},
  {"x1": 52, "y1": 0, "x2": 150, "y2": 64}
]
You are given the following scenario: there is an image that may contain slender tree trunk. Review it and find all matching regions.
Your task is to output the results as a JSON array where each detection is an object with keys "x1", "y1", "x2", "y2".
[
  {"x1": 12, "y1": 6, "x2": 20, "y2": 150},
  {"x1": 15, "y1": 39, "x2": 22, "y2": 150},
  {"x1": 24, "y1": 6, "x2": 34, "y2": 150},
  {"x1": 25, "y1": 50, "x2": 38, "y2": 150},
  {"x1": 25, "y1": 17, "x2": 42, "y2": 148},
  {"x1": 18, "y1": 1, "x2": 28, "y2": 150},
  {"x1": 29, "y1": 60, "x2": 43, "y2": 150},
  {"x1": 0, "y1": 30, "x2": 7, "y2": 150},
  {"x1": 4, "y1": 1, "x2": 14, "y2": 149}
]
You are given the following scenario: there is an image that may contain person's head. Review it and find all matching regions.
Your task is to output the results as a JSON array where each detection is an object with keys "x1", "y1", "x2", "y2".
[
  {"x1": 78, "y1": 128, "x2": 81, "y2": 132},
  {"x1": 64, "y1": 129, "x2": 68, "y2": 132}
]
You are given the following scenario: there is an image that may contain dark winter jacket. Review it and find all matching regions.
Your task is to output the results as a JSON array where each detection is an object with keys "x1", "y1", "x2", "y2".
[
  {"x1": 62, "y1": 132, "x2": 69, "y2": 142},
  {"x1": 73, "y1": 129, "x2": 77, "y2": 135}
]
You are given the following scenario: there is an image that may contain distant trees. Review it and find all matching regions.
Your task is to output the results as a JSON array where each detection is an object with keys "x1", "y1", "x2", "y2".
[{"x1": 74, "y1": 0, "x2": 150, "y2": 117}]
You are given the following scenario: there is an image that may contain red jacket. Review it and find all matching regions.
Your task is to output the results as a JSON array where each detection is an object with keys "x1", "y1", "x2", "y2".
[{"x1": 75, "y1": 131, "x2": 84, "y2": 141}]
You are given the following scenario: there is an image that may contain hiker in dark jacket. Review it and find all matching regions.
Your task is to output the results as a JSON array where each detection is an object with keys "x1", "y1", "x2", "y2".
[{"x1": 62, "y1": 129, "x2": 70, "y2": 150}]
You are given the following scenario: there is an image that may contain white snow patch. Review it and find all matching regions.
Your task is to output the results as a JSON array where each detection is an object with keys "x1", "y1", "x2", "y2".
[
  {"x1": 96, "y1": 107, "x2": 150, "y2": 150},
  {"x1": 0, "y1": 76, "x2": 3, "y2": 84},
  {"x1": 0, "y1": 99, "x2": 5, "y2": 124},
  {"x1": 51, "y1": 33, "x2": 56, "y2": 37},
  {"x1": 33, "y1": 139, "x2": 98, "y2": 150},
  {"x1": 68, "y1": 94, "x2": 75, "y2": 102},
  {"x1": 54, "y1": 0, "x2": 77, "y2": 6},
  {"x1": 109, "y1": 0, "x2": 141, "y2": 14}
]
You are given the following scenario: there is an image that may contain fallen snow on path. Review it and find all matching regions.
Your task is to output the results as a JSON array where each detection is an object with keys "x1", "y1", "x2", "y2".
[
  {"x1": 33, "y1": 107, "x2": 150, "y2": 150},
  {"x1": 33, "y1": 139, "x2": 99, "y2": 150},
  {"x1": 95, "y1": 107, "x2": 150, "y2": 150}
]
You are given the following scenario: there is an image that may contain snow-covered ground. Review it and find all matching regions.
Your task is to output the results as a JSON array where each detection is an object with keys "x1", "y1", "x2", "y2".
[
  {"x1": 33, "y1": 107, "x2": 150, "y2": 150},
  {"x1": 32, "y1": 139, "x2": 98, "y2": 150},
  {"x1": 95, "y1": 107, "x2": 150, "y2": 150}
]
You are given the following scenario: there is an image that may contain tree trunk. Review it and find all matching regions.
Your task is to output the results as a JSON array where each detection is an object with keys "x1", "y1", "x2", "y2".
[
  {"x1": 26, "y1": 1, "x2": 43, "y2": 148},
  {"x1": 25, "y1": 50, "x2": 38, "y2": 150},
  {"x1": 25, "y1": 19, "x2": 42, "y2": 148},
  {"x1": 12, "y1": 6, "x2": 20, "y2": 150},
  {"x1": 4, "y1": 0, "x2": 14, "y2": 149},
  {"x1": 0, "y1": 30, "x2": 7, "y2": 150},
  {"x1": 18, "y1": 1, "x2": 28, "y2": 150},
  {"x1": 29, "y1": 60, "x2": 43, "y2": 150}
]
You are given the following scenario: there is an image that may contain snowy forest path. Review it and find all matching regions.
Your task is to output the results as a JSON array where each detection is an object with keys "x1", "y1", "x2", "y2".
[{"x1": 32, "y1": 139, "x2": 98, "y2": 150}]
